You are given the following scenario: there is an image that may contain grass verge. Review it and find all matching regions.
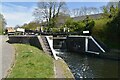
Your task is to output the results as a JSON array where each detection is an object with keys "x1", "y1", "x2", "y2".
[
  {"x1": 0, "y1": 30, "x2": 2, "y2": 35},
  {"x1": 8, "y1": 44, "x2": 54, "y2": 78}
]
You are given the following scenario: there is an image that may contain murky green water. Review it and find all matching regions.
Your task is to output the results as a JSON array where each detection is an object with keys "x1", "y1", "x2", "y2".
[{"x1": 58, "y1": 52, "x2": 119, "y2": 78}]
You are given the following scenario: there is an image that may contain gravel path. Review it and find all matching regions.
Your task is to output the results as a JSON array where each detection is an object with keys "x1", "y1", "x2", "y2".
[{"x1": 0, "y1": 35, "x2": 15, "y2": 79}]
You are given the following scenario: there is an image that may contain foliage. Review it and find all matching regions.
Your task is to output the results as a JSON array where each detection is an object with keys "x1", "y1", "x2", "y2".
[
  {"x1": 92, "y1": 10, "x2": 120, "y2": 49},
  {"x1": 0, "y1": 13, "x2": 7, "y2": 34},
  {"x1": 88, "y1": 20, "x2": 95, "y2": 33},
  {"x1": 101, "y1": 6, "x2": 110, "y2": 18},
  {"x1": 101, "y1": 4, "x2": 119, "y2": 18},
  {"x1": 64, "y1": 18, "x2": 85, "y2": 32},
  {"x1": 83, "y1": 16, "x2": 95, "y2": 34},
  {"x1": 8, "y1": 44, "x2": 54, "y2": 78},
  {"x1": 63, "y1": 16, "x2": 95, "y2": 34},
  {"x1": 110, "y1": 5, "x2": 116, "y2": 17},
  {"x1": 21, "y1": 22, "x2": 40, "y2": 30},
  {"x1": 0, "y1": 22, "x2": 2, "y2": 34},
  {"x1": 51, "y1": 28, "x2": 60, "y2": 32},
  {"x1": 92, "y1": 3, "x2": 120, "y2": 49},
  {"x1": 92, "y1": 18, "x2": 110, "y2": 41},
  {"x1": 104, "y1": 11, "x2": 120, "y2": 49}
]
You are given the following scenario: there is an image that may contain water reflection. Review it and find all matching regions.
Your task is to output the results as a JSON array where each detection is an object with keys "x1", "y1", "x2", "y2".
[{"x1": 58, "y1": 52, "x2": 119, "y2": 78}]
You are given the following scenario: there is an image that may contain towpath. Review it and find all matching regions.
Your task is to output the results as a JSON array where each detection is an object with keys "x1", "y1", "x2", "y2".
[{"x1": 0, "y1": 35, "x2": 15, "y2": 79}]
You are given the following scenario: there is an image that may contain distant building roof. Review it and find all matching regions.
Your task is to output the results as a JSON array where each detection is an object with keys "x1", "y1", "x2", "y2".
[
  {"x1": 73, "y1": 13, "x2": 103, "y2": 21},
  {"x1": 7, "y1": 27, "x2": 15, "y2": 32}
]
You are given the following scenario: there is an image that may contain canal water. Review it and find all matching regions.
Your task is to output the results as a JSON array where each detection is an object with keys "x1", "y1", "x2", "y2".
[{"x1": 58, "y1": 51, "x2": 119, "y2": 78}]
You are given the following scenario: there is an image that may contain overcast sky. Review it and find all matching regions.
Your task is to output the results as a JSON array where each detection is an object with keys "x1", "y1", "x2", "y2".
[{"x1": 1, "y1": 1, "x2": 109, "y2": 27}]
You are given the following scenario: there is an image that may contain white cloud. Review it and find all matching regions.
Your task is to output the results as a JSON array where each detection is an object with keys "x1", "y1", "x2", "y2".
[
  {"x1": 4, "y1": 12, "x2": 34, "y2": 27},
  {"x1": 2, "y1": 3, "x2": 36, "y2": 27}
]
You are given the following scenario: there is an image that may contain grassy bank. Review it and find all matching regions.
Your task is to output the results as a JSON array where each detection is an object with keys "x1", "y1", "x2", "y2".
[
  {"x1": 8, "y1": 44, "x2": 54, "y2": 78},
  {"x1": 0, "y1": 32, "x2": 2, "y2": 35}
]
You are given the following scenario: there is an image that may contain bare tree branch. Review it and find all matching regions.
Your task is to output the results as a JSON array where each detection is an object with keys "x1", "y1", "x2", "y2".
[{"x1": 33, "y1": 0, "x2": 68, "y2": 27}]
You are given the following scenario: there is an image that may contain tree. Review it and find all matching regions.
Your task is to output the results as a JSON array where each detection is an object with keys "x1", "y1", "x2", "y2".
[
  {"x1": 109, "y1": 5, "x2": 116, "y2": 17},
  {"x1": 87, "y1": 7, "x2": 93, "y2": 15},
  {"x1": 90, "y1": 7, "x2": 99, "y2": 14},
  {"x1": 83, "y1": 16, "x2": 95, "y2": 34},
  {"x1": 55, "y1": 12, "x2": 70, "y2": 26},
  {"x1": 101, "y1": 2, "x2": 119, "y2": 18},
  {"x1": 72, "y1": 8, "x2": 81, "y2": 17},
  {"x1": 80, "y1": 7, "x2": 88, "y2": 16},
  {"x1": 0, "y1": 13, "x2": 7, "y2": 34},
  {"x1": 33, "y1": 0, "x2": 68, "y2": 28},
  {"x1": 104, "y1": 10, "x2": 120, "y2": 48},
  {"x1": 64, "y1": 18, "x2": 85, "y2": 32},
  {"x1": 103, "y1": 6, "x2": 109, "y2": 14},
  {"x1": 71, "y1": 6, "x2": 100, "y2": 17},
  {"x1": 21, "y1": 21, "x2": 40, "y2": 30}
]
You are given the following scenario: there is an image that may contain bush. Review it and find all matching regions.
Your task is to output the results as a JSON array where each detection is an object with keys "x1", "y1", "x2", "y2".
[
  {"x1": 92, "y1": 13, "x2": 120, "y2": 49},
  {"x1": 92, "y1": 18, "x2": 110, "y2": 39},
  {"x1": 51, "y1": 28, "x2": 60, "y2": 33},
  {"x1": 64, "y1": 18, "x2": 85, "y2": 32},
  {"x1": 104, "y1": 11, "x2": 120, "y2": 49}
]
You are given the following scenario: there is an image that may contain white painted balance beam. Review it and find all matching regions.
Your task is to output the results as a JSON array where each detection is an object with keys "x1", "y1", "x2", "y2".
[{"x1": 46, "y1": 36, "x2": 60, "y2": 60}]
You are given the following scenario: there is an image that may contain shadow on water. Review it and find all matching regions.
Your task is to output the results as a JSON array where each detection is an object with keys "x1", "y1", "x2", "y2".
[{"x1": 58, "y1": 51, "x2": 120, "y2": 79}]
